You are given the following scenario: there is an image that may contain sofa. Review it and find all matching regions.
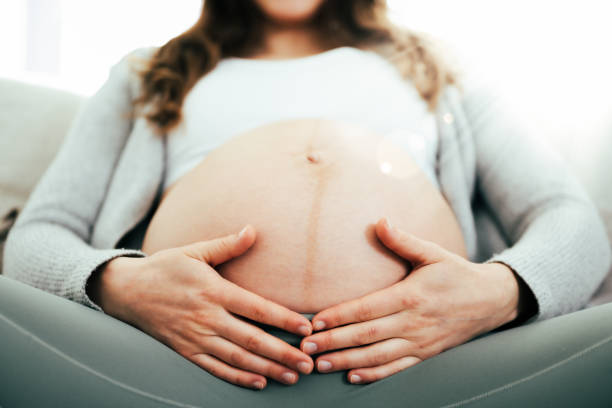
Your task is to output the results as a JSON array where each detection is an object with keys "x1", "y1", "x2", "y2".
[{"x1": 1, "y1": 77, "x2": 611, "y2": 307}]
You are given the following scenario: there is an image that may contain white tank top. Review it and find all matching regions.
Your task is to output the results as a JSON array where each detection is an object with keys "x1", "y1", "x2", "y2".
[{"x1": 164, "y1": 45, "x2": 439, "y2": 191}]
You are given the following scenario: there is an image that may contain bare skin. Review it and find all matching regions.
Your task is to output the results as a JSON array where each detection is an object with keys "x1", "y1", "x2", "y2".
[
  {"x1": 91, "y1": 225, "x2": 314, "y2": 389},
  {"x1": 90, "y1": 0, "x2": 527, "y2": 389},
  {"x1": 301, "y1": 218, "x2": 522, "y2": 383},
  {"x1": 247, "y1": 0, "x2": 332, "y2": 59},
  {"x1": 141, "y1": 119, "x2": 467, "y2": 312}
]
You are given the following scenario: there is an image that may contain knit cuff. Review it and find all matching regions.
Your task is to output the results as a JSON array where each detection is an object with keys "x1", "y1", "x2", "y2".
[
  {"x1": 64, "y1": 248, "x2": 147, "y2": 312},
  {"x1": 484, "y1": 247, "x2": 554, "y2": 323}
]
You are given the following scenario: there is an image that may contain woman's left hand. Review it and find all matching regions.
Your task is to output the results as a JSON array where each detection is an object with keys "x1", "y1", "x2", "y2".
[{"x1": 300, "y1": 217, "x2": 523, "y2": 384}]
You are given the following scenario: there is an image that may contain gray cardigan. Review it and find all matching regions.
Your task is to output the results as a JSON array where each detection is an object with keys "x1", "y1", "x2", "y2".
[{"x1": 4, "y1": 46, "x2": 611, "y2": 322}]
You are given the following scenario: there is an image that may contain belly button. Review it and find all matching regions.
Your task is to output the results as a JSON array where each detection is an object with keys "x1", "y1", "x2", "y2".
[{"x1": 306, "y1": 152, "x2": 320, "y2": 163}]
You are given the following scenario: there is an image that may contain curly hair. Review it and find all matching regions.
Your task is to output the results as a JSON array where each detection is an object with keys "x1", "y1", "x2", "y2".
[{"x1": 132, "y1": 0, "x2": 456, "y2": 135}]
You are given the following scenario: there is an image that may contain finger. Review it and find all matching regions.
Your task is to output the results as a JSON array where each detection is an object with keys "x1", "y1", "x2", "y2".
[
  {"x1": 183, "y1": 224, "x2": 256, "y2": 267},
  {"x1": 202, "y1": 336, "x2": 300, "y2": 385},
  {"x1": 215, "y1": 314, "x2": 313, "y2": 375},
  {"x1": 311, "y1": 281, "x2": 412, "y2": 330},
  {"x1": 313, "y1": 338, "x2": 413, "y2": 373},
  {"x1": 375, "y1": 217, "x2": 446, "y2": 267},
  {"x1": 220, "y1": 279, "x2": 313, "y2": 337},
  {"x1": 347, "y1": 355, "x2": 422, "y2": 384},
  {"x1": 190, "y1": 353, "x2": 267, "y2": 390},
  {"x1": 301, "y1": 314, "x2": 400, "y2": 355}
]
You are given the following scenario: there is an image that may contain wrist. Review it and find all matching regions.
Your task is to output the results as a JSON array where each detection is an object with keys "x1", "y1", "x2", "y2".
[
  {"x1": 87, "y1": 256, "x2": 143, "y2": 321},
  {"x1": 484, "y1": 262, "x2": 520, "y2": 326},
  {"x1": 486, "y1": 261, "x2": 538, "y2": 329}
]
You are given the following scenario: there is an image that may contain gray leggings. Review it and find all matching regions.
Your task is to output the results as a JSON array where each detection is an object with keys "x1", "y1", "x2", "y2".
[{"x1": 1, "y1": 275, "x2": 611, "y2": 407}]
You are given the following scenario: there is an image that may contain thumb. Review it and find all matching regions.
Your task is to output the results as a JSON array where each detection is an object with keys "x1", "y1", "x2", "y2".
[
  {"x1": 375, "y1": 217, "x2": 446, "y2": 268},
  {"x1": 183, "y1": 225, "x2": 256, "y2": 267}
]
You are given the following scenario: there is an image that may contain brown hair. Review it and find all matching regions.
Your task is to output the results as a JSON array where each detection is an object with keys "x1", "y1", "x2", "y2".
[{"x1": 133, "y1": 0, "x2": 456, "y2": 135}]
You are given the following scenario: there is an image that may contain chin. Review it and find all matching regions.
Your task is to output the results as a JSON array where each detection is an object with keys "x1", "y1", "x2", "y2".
[{"x1": 253, "y1": 0, "x2": 325, "y2": 25}]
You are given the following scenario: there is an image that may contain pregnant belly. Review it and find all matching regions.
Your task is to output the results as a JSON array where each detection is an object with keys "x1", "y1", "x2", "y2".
[{"x1": 141, "y1": 118, "x2": 467, "y2": 313}]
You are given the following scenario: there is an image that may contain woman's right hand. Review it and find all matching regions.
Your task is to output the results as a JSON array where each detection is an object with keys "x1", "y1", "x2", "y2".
[{"x1": 89, "y1": 225, "x2": 314, "y2": 390}]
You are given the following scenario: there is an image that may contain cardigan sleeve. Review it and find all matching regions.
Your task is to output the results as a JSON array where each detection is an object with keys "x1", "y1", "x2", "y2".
[
  {"x1": 2, "y1": 49, "x2": 150, "y2": 312},
  {"x1": 462, "y1": 82, "x2": 611, "y2": 321}
]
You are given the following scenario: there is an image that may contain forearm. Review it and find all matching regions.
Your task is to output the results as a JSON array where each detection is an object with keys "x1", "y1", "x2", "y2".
[
  {"x1": 464, "y1": 83, "x2": 611, "y2": 320},
  {"x1": 2, "y1": 50, "x2": 152, "y2": 310},
  {"x1": 484, "y1": 202, "x2": 610, "y2": 321},
  {"x1": 4, "y1": 222, "x2": 145, "y2": 311}
]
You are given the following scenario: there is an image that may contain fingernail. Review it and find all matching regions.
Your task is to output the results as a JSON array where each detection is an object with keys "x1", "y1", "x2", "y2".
[
  {"x1": 253, "y1": 381, "x2": 265, "y2": 389},
  {"x1": 303, "y1": 342, "x2": 317, "y2": 354},
  {"x1": 297, "y1": 361, "x2": 311, "y2": 374},
  {"x1": 384, "y1": 217, "x2": 392, "y2": 229},
  {"x1": 317, "y1": 360, "x2": 332, "y2": 372},
  {"x1": 298, "y1": 325, "x2": 311, "y2": 336},
  {"x1": 350, "y1": 374, "x2": 362, "y2": 384},
  {"x1": 313, "y1": 321, "x2": 326, "y2": 331},
  {"x1": 238, "y1": 226, "x2": 248, "y2": 238},
  {"x1": 281, "y1": 372, "x2": 297, "y2": 384}
]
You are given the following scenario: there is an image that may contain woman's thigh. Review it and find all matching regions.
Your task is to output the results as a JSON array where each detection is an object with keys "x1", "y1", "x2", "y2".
[{"x1": 1, "y1": 275, "x2": 611, "y2": 407}]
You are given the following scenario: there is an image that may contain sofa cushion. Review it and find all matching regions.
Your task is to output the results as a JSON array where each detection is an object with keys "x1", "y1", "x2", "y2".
[
  {"x1": 0, "y1": 78, "x2": 83, "y2": 273},
  {"x1": 0, "y1": 79, "x2": 84, "y2": 217}
]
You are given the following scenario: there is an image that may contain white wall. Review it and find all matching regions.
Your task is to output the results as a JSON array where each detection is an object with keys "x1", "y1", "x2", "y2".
[
  {"x1": 1, "y1": 0, "x2": 610, "y2": 186},
  {"x1": 0, "y1": 0, "x2": 202, "y2": 94},
  {"x1": 389, "y1": 0, "x2": 612, "y2": 143}
]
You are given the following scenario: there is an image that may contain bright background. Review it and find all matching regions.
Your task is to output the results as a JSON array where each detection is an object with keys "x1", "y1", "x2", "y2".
[{"x1": 1, "y1": 0, "x2": 611, "y2": 195}]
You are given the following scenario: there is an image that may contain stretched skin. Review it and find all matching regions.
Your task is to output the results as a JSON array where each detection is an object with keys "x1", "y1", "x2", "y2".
[{"x1": 142, "y1": 118, "x2": 467, "y2": 312}]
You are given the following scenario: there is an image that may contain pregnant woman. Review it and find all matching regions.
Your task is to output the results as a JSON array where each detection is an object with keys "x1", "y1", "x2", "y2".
[{"x1": 2, "y1": 0, "x2": 612, "y2": 406}]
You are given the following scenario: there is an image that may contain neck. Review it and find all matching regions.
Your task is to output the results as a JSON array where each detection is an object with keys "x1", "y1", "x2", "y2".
[{"x1": 249, "y1": 22, "x2": 338, "y2": 60}]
